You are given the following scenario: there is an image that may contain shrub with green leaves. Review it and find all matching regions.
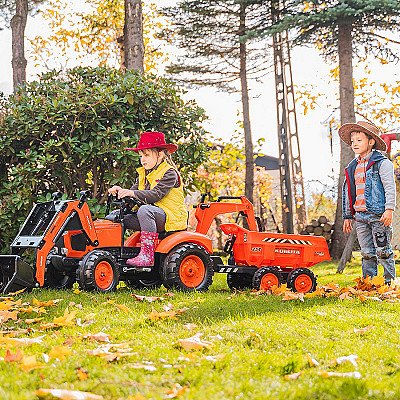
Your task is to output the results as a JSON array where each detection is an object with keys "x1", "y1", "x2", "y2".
[{"x1": 0, "y1": 67, "x2": 208, "y2": 250}]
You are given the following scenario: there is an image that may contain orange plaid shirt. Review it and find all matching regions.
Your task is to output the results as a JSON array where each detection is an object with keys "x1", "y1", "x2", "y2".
[{"x1": 353, "y1": 152, "x2": 373, "y2": 212}]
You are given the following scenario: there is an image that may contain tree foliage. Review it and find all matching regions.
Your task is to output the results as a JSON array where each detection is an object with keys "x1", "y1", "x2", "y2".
[
  {"x1": 0, "y1": 0, "x2": 44, "y2": 26},
  {"x1": 28, "y1": 0, "x2": 167, "y2": 72},
  {"x1": 0, "y1": 66, "x2": 208, "y2": 250}
]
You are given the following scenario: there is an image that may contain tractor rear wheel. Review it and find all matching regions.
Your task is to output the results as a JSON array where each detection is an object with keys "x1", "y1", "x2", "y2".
[
  {"x1": 227, "y1": 273, "x2": 253, "y2": 290},
  {"x1": 287, "y1": 268, "x2": 317, "y2": 293},
  {"x1": 162, "y1": 243, "x2": 213, "y2": 291},
  {"x1": 125, "y1": 278, "x2": 163, "y2": 289},
  {"x1": 77, "y1": 250, "x2": 120, "y2": 292},
  {"x1": 252, "y1": 267, "x2": 283, "y2": 291}
]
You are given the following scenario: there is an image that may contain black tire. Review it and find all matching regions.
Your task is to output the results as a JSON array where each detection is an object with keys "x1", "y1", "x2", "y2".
[
  {"x1": 287, "y1": 268, "x2": 317, "y2": 293},
  {"x1": 77, "y1": 250, "x2": 120, "y2": 292},
  {"x1": 45, "y1": 264, "x2": 75, "y2": 290},
  {"x1": 227, "y1": 272, "x2": 253, "y2": 290},
  {"x1": 125, "y1": 278, "x2": 163, "y2": 289},
  {"x1": 252, "y1": 267, "x2": 282, "y2": 290},
  {"x1": 162, "y1": 243, "x2": 213, "y2": 291}
]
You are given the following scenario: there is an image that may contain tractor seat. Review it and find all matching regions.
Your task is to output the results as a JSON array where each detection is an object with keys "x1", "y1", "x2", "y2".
[{"x1": 158, "y1": 229, "x2": 187, "y2": 240}]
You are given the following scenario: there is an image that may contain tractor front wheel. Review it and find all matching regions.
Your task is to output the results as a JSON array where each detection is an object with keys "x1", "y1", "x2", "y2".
[
  {"x1": 287, "y1": 268, "x2": 317, "y2": 293},
  {"x1": 252, "y1": 267, "x2": 282, "y2": 291},
  {"x1": 45, "y1": 264, "x2": 75, "y2": 290},
  {"x1": 162, "y1": 244, "x2": 213, "y2": 291},
  {"x1": 77, "y1": 250, "x2": 120, "y2": 292}
]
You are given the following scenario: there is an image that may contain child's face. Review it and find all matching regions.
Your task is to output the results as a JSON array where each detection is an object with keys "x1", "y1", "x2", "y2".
[
  {"x1": 350, "y1": 131, "x2": 375, "y2": 157},
  {"x1": 138, "y1": 148, "x2": 163, "y2": 170}
]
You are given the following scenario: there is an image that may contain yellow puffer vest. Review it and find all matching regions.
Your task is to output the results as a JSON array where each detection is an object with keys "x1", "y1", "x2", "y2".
[{"x1": 137, "y1": 161, "x2": 187, "y2": 232}]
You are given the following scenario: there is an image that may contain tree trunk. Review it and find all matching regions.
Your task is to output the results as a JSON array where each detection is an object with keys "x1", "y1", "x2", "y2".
[
  {"x1": 239, "y1": 2, "x2": 254, "y2": 203},
  {"x1": 330, "y1": 20, "x2": 356, "y2": 260},
  {"x1": 124, "y1": 0, "x2": 144, "y2": 72},
  {"x1": 11, "y1": 0, "x2": 28, "y2": 91}
]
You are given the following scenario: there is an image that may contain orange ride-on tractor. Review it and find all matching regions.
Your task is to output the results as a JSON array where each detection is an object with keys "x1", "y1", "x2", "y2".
[{"x1": 0, "y1": 192, "x2": 330, "y2": 294}]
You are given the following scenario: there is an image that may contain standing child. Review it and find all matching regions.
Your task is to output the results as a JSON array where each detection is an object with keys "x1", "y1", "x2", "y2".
[
  {"x1": 339, "y1": 121, "x2": 396, "y2": 284},
  {"x1": 108, "y1": 131, "x2": 187, "y2": 267}
]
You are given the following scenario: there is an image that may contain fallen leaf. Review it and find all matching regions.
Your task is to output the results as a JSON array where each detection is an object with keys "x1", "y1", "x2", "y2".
[
  {"x1": 0, "y1": 335, "x2": 45, "y2": 346},
  {"x1": 20, "y1": 355, "x2": 43, "y2": 372},
  {"x1": 334, "y1": 354, "x2": 358, "y2": 367},
  {"x1": 4, "y1": 348, "x2": 24, "y2": 362},
  {"x1": 284, "y1": 371, "x2": 302, "y2": 380},
  {"x1": 73, "y1": 288, "x2": 82, "y2": 294},
  {"x1": 353, "y1": 325, "x2": 374, "y2": 334},
  {"x1": 49, "y1": 346, "x2": 72, "y2": 360},
  {"x1": 53, "y1": 308, "x2": 77, "y2": 326},
  {"x1": 76, "y1": 367, "x2": 89, "y2": 381},
  {"x1": 36, "y1": 388, "x2": 103, "y2": 399},
  {"x1": 178, "y1": 333, "x2": 212, "y2": 351},
  {"x1": 32, "y1": 298, "x2": 62, "y2": 307},
  {"x1": 8, "y1": 288, "x2": 26, "y2": 296},
  {"x1": 183, "y1": 323, "x2": 198, "y2": 331},
  {"x1": 115, "y1": 303, "x2": 131, "y2": 313},
  {"x1": 0, "y1": 310, "x2": 18, "y2": 323},
  {"x1": 306, "y1": 353, "x2": 320, "y2": 367},
  {"x1": 132, "y1": 294, "x2": 165, "y2": 302},
  {"x1": 25, "y1": 317, "x2": 44, "y2": 324},
  {"x1": 147, "y1": 309, "x2": 187, "y2": 321},
  {"x1": 84, "y1": 332, "x2": 110, "y2": 343},
  {"x1": 318, "y1": 370, "x2": 362, "y2": 379},
  {"x1": 131, "y1": 362, "x2": 157, "y2": 371},
  {"x1": 165, "y1": 383, "x2": 188, "y2": 399}
]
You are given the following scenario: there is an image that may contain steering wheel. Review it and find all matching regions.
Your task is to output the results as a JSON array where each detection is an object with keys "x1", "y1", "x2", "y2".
[{"x1": 105, "y1": 194, "x2": 145, "y2": 221}]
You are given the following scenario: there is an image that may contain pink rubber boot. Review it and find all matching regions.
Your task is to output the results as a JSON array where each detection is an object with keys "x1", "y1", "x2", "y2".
[{"x1": 126, "y1": 231, "x2": 158, "y2": 267}]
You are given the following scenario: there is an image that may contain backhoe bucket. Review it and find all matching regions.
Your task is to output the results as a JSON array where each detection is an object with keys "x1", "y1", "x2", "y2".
[{"x1": 0, "y1": 255, "x2": 36, "y2": 294}]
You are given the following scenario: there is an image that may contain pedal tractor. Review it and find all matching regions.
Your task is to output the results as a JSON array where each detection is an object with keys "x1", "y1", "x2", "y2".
[{"x1": 0, "y1": 193, "x2": 330, "y2": 294}]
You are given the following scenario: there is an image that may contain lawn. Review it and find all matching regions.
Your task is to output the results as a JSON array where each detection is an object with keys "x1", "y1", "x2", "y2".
[{"x1": 0, "y1": 259, "x2": 399, "y2": 400}]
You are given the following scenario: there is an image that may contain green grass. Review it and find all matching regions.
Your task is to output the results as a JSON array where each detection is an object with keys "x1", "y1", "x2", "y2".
[{"x1": 1, "y1": 260, "x2": 400, "y2": 400}]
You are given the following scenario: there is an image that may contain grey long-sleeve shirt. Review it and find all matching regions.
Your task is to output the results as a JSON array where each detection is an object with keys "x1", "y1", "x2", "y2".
[
  {"x1": 130, "y1": 168, "x2": 180, "y2": 204},
  {"x1": 379, "y1": 159, "x2": 397, "y2": 211}
]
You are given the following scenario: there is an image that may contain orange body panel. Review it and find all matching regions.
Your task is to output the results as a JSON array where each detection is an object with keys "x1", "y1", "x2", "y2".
[
  {"x1": 155, "y1": 231, "x2": 213, "y2": 254},
  {"x1": 220, "y1": 223, "x2": 330, "y2": 268}
]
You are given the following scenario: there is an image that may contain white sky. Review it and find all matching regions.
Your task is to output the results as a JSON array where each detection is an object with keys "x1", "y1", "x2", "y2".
[{"x1": 0, "y1": 1, "x2": 399, "y2": 200}]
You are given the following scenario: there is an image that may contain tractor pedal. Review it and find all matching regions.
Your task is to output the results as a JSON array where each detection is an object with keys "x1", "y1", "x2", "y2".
[{"x1": 122, "y1": 266, "x2": 152, "y2": 273}]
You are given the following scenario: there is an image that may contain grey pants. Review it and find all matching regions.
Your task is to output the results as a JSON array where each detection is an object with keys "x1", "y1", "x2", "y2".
[
  {"x1": 355, "y1": 211, "x2": 396, "y2": 284},
  {"x1": 123, "y1": 205, "x2": 167, "y2": 233}
]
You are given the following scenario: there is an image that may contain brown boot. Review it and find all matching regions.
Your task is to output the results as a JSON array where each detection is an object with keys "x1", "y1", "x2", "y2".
[{"x1": 126, "y1": 231, "x2": 158, "y2": 267}]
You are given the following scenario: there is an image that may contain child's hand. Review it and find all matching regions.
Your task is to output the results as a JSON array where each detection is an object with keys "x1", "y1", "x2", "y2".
[
  {"x1": 343, "y1": 219, "x2": 353, "y2": 233},
  {"x1": 108, "y1": 185, "x2": 122, "y2": 195},
  {"x1": 380, "y1": 209, "x2": 393, "y2": 226},
  {"x1": 117, "y1": 188, "x2": 135, "y2": 199}
]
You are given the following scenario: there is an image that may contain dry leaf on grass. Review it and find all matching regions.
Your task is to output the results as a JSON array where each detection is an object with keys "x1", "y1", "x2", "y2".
[
  {"x1": 353, "y1": 325, "x2": 374, "y2": 335},
  {"x1": 147, "y1": 308, "x2": 187, "y2": 321},
  {"x1": 49, "y1": 346, "x2": 72, "y2": 361},
  {"x1": 132, "y1": 294, "x2": 165, "y2": 302},
  {"x1": 115, "y1": 303, "x2": 131, "y2": 313},
  {"x1": 183, "y1": 323, "x2": 197, "y2": 331},
  {"x1": 36, "y1": 388, "x2": 103, "y2": 399},
  {"x1": 83, "y1": 332, "x2": 110, "y2": 343},
  {"x1": 20, "y1": 355, "x2": 43, "y2": 372},
  {"x1": 4, "y1": 348, "x2": 24, "y2": 362},
  {"x1": 306, "y1": 353, "x2": 320, "y2": 367},
  {"x1": 178, "y1": 333, "x2": 212, "y2": 351},
  {"x1": 165, "y1": 383, "x2": 188, "y2": 399},
  {"x1": 25, "y1": 317, "x2": 44, "y2": 324},
  {"x1": 0, "y1": 335, "x2": 45, "y2": 346},
  {"x1": 334, "y1": 354, "x2": 358, "y2": 367},
  {"x1": 32, "y1": 298, "x2": 62, "y2": 307},
  {"x1": 284, "y1": 372, "x2": 302, "y2": 380},
  {"x1": 131, "y1": 362, "x2": 157, "y2": 372},
  {"x1": 318, "y1": 370, "x2": 362, "y2": 379},
  {"x1": 0, "y1": 310, "x2": 18, "y2": 323},
  {"x1": 76, "y1": 367, "x2": 89, "y2": 381}
]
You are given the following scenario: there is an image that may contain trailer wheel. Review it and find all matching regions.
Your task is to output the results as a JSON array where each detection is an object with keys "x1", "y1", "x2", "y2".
[
  {"x1": 77, "y1": 250, "x2": 120, "y2": 292},
  {"x1": 252, "y1": 267, "x2": 283, "y2": 291},
  {"x1": 227, "y1": 273, "x2": 253, "y2": 290},
  {"x1": 287, "y1": 268, "x2": 317, "y2": 293},
  {"x1": 125, "y1": 278, "x2": 163, "y2": 289},
  {"x1": 162, "y1": 243, "x2": 213, "y2": 291}
]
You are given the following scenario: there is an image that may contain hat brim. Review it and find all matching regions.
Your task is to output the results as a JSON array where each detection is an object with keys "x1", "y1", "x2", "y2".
[
  {"x1": 125, "y1": 143, "x2": 178, "y2": 154},
  {"x1": 338, "y1": 123, "x2": 387, "y2": 152}
]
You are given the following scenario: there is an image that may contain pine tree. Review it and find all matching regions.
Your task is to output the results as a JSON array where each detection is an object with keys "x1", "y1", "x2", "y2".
[{"x1": 162, "y1": 0, "x2": 272, "y2": 203}]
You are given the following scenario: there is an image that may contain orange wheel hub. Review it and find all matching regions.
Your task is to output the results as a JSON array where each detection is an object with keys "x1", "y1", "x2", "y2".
[
  {"x1": 179, "y1": 255, "x2": 205, "y2": 288},
  {"x1": 95, "y1": 261, "x2": 114, "y2": 290},
  {"x1": 294, "y1": 274, "x2": 313, "y2": 293},
  {"x1": 260, "y1": 273, "x2": 279, "y2": 290}
]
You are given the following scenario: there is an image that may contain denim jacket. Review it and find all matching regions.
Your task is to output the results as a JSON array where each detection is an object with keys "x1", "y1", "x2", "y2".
[{"x1": 342, "y1": 150, "x2": 396, "y2": 219}]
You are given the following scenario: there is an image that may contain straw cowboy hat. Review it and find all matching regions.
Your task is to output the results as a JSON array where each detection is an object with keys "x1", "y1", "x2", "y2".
[
  {"x1": 125, "y1": 131, "x2": 178, "y2": 154},
  {"x1": 338, "y1": 121, "x2": 387, "y2": 152}
]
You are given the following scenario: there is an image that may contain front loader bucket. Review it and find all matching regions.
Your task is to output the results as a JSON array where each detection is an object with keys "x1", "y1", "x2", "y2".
[{"x1": 0, "y1": 255, "x2": 36, "y2": 294}]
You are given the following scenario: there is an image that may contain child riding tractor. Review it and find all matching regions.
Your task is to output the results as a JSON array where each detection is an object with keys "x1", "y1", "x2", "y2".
[{"x1": 0, "y1": 193, "x2": 330, "y2": 294}]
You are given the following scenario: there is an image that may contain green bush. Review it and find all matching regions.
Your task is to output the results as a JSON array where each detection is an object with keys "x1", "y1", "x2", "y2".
[{"x1": 0, "y1": 67, "x2": 208, "y2": 250}]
